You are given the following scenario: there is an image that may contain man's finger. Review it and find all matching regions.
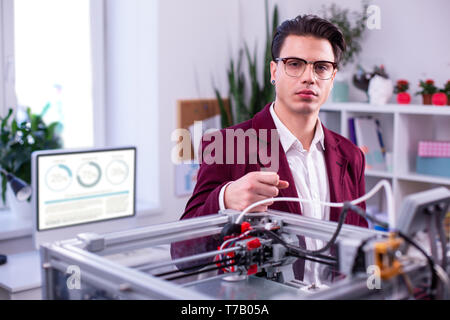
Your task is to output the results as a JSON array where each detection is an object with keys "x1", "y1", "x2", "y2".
[
  {"x1": 252, "y1": 183, "x2": 279, "y2": 198},
  {"x1": 255, "y1": 171, "x2": 280, "y2": 186},
  {"x1": 276, "y1": 180, "x2": 289, "y2": 189}
]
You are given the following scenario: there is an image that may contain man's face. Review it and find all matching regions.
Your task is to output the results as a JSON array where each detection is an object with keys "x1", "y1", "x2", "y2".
[{"x1": 270, "y1": 35, "x2": 336, "y2": 115}]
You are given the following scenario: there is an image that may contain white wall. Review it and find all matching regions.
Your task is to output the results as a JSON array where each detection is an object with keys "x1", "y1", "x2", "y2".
[
  {"x1": 157, "y1": 0, "x2": 240, "y2": 223},
  {"x1": 104, "y1": 0, "x2": 450, "y2": 224},
  {"x1": 105, "y1": 0, "x2": 241, "y2": 224},
  {"x1": 105, "y1": 0, "x2": 160, "y2": 213},
  {"x1": 240, "y1": 0, "x2": 450, "y2": 103}
]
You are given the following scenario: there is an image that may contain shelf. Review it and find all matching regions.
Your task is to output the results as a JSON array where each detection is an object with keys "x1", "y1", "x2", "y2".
[
  {"x1": 397, "y1": 172, "x2": 450, "y2": 186},
  {"x1": 319, "y1": 101, "x2": 449, "y2": 214},
  {"x1": 322, "y1": 102, "x2": 450, "y2": 116},
  {"x1": 365, "y1": 170, "x2": 394, "y2": 179},
  {"x1": 365, "y1": 170, "x2": 450, "y2": 185}
]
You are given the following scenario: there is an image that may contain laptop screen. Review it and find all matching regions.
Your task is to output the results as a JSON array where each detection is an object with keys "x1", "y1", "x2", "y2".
[{"x1": 35, "y1": 147, "x2": 136, "y2": 231}]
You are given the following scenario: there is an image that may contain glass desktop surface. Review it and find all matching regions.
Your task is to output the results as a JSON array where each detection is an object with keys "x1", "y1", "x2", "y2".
[{"x1": 184, "y1": 275, "x2": 312, "y2": 300}]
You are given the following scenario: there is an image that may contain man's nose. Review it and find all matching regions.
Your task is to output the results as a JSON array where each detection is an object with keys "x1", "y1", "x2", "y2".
[{"x1": 299, "y1": 63, "x2": 315, "y2": 84}]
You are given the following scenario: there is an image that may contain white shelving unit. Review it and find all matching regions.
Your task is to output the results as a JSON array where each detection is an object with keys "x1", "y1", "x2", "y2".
[{"x1": 320, "y1": 102, "x2": 450, "y2": 217}]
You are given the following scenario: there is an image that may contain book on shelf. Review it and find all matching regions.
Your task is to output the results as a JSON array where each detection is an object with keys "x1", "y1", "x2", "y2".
[
  {"x1": 352, "y1": 116, "x2": 387, "y2": 171},
  {"x1": 348, "y1": 117, "x2": 357, "y2": 145}
]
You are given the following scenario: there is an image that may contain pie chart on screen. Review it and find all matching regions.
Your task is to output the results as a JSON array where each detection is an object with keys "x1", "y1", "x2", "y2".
[
  {"x1": 76, "y1": 161, "x2": 102, "y2": 188},
  {"x1": 45, "y1": 164, "x2": 73, "y2": 191},
  {"x1": 106, "y1": 160, "x2": 129, "y2": 185}
]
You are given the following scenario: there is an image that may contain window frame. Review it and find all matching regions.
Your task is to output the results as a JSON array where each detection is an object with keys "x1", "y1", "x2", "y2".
[
  {"x1": 90, "y1": 0, "x2": 106, "y2": 147},
  {"x1": 0, "y1": 0, "x2": 106, "y2": 146},
  {"x1": 0, "y1": 0, "x2": 16, "y2": 118}
]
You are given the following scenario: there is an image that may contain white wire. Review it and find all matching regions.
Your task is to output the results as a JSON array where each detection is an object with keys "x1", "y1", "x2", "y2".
[{"x1": 235, "y1": 179, "x2": 395, "y2": 228}]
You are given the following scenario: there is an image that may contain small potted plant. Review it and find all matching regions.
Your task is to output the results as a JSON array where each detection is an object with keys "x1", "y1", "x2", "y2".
[
  {"x1": 0, "y1": 107, "x2": 62, "y2": 215},
  {"x1": 438, "y1": 80, "x2": 450, "y2": 106},
  {"x1": 394, "y1": 79, "x2": 410, "y2": 104},
  {"x1": 321, "y1": 3, "x2": 369, "y2": 102},
  {"x1": 416, "y1": 79, "x2": 438, "y2": 105}
]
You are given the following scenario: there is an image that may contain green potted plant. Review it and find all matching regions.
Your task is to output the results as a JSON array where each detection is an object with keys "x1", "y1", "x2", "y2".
[
  {"x1": 0, "y1": 106, "x2": 62, "y2": 213},
  {"x1": 416, "y1": 79, "x2": 438, "y2": 105},
  {"x1": 321, "y1": 2, "x2": 369, "y2": 102},
  {"x1": 439, "y1": 80, "x2": 450, "y2": 106},
  {"x1": 214, "y1": 0, "x2": 278, "y2": 128},
  {"x1": 394, "y1": 79, "x2": 411, "y2": 104}
]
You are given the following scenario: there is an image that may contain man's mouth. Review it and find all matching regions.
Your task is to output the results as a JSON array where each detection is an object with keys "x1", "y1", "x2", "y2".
[{"x1": 296, "y1": 89, "x2": 317, "y2": 99}]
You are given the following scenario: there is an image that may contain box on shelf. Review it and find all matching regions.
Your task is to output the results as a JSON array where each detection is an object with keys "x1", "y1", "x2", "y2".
[{"x1": 416, "y1": 141, "x2": 450, "y2": 178}]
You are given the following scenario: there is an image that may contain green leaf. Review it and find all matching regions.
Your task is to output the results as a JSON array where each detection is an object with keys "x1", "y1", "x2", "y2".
[
  {"x1": 215, "y1": 89, "x2": 231, "y2": 129},
  {"x1": 245, "y1": 43, "x2": 261, "y2": 117},
  {"x1": 46, "y1": 122, "x2": 60, "y2": 140},
  {"x1": 1, "y1": 109, "x2": 13, "y2": 132},
  {"x1": 214, "y1": 1, "x2": 278, "y2": 125},
  {"x1": 11, "y1": 119, "x2": 18, "y2": 135},
  {"x1": 0, "y1": 106, "x2": 62, "y2": 193},
  {"x1": 1, "y1": 174, "x2": 6, "y2": 205},
  {"x1": 40, "y1": 102, "x2": 51, "y2": 118}
]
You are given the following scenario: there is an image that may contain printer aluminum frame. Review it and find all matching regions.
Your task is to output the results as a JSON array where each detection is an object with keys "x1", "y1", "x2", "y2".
[{"x1": 40, "y1": 208, "x2": 424, "y2": 300}]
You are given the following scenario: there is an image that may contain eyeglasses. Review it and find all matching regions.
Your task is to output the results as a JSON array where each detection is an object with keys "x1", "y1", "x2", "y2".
[{"x1": 275, "y1": 57, "x2": 337, "y2": 80}]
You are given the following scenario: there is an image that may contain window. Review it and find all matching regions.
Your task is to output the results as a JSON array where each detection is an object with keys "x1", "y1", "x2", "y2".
[
  {"x1": 1, "y1": 0, "x2": 159, "y2": 213},
  {"x1": 2, "y1": 0, "x2": 105, "y2": 148}
]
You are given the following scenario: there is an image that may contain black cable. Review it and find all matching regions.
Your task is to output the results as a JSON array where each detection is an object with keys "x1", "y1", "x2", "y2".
[
  {"x1": 435, "y1": 213, "x2": 448, "y2": 272},
  {"x1": 397, "y1": 231, "x2": 438, "y2": 299},
  {"x1": 343, "y1": 204, "x2": 440, "y2": 299},
  {"x1": 345, "y1": 203, "x2": 439, "y2": 298},
  {"x1": 248, "y1": 228, "x2": 337, "y2": 262},
  {"x1": 152, "y1": 256, "x2": 234, "y2": 278},
  {"x1": 285, "y1": 250, "x2": 337, "y2": 267},
  {"x1": 351, "y1": 235, "x2": 379, "y2": 274},
  {"x1": 346, "y1": 203, "x2": 389, "y2": 230},
  {"x1": 164, "y1": 261, "x2": 238, "y2": 281},
  {"x1": 252, "y1": 202, "x2": 352, "y2": 257}
]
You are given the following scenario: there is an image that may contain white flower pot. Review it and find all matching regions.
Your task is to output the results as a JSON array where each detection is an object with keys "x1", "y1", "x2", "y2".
[{"x1": 368, "y1": 75, "x2": 394, "y2": 105}]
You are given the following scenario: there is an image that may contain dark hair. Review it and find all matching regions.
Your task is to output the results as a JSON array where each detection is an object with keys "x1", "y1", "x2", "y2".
[{"x1": 271, "y1": 14, "x2": 346, "y2": 68}]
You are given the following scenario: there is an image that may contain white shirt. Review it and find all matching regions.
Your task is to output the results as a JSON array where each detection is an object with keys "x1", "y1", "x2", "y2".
[{"x1": 219, "y1": 102, "x2": 331, "y2": 286}]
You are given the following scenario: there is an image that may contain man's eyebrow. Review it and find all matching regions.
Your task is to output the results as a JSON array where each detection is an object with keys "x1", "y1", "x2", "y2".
[{"x1": 283, "y1": 56, "x2": 335, "y2": 62}]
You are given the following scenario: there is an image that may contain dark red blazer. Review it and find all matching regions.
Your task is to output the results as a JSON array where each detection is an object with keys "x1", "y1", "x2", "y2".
[
  {"x1": 174, "y1": 103, "x2": 368, "y2": 280},
  {"x1": 181, "y1": 103, "x2": 368, "y2": 228}
]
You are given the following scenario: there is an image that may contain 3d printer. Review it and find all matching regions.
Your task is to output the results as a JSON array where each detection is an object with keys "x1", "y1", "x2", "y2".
[{"x1": 39, "y1": 183, "x2": 450, "y2": 300}]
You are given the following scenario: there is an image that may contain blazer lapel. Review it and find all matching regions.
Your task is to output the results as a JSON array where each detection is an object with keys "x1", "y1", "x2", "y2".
[
  {"x1": 251, "y1": 104, "x2": 302, "y2": 215},
  {"x1": 323, "y1": 126, "x2": 349, "y2": 222}
]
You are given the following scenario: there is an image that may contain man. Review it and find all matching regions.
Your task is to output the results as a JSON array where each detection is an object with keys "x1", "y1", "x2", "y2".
[{"x1": 176, "y1": 15, "x2": 368, "y2": 284}]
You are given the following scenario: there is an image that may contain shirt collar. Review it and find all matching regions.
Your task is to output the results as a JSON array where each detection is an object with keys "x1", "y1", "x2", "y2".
[{"x1": 269, "y1": 102, "x2": 325, "y2": 152}]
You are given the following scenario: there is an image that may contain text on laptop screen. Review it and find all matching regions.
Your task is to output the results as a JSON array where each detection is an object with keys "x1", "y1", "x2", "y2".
[{"x1": 36, "y1": 148, "x2": 136, "y2": 231}]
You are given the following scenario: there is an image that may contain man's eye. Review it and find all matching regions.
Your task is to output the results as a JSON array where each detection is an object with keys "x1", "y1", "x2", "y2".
[
  {"x1": 287, "y1": 60, "x2": 302, "y2": 67},
  {"x1": 316, "y1": 63, "x2": 329, "y2": 71}
]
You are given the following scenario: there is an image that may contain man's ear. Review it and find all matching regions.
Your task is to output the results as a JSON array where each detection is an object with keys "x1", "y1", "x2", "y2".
[{"x1": 270, "y1": 60, "x2": 278, "y2": 83}]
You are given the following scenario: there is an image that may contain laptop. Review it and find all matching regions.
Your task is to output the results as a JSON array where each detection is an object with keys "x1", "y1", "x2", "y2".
[{"x1": 31, "y1": 146, "x2": 137, "y2": 248}]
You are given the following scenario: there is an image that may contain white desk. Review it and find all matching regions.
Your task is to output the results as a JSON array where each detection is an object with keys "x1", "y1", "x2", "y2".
[
  {"x1": 0, "y1": 208, "x2": 34, "y2": 255},
  {"x1": 0, "y1": 250, "x2": 41, "y2": 300},
  {"x1": 0, "y1": 204, "x2": 164, "y2": 300},
  {"x1": 0, "y1": 208, "x2": 41, "y2": 299}
]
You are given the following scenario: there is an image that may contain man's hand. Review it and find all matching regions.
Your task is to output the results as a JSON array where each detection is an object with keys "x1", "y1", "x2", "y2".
[{"x1": 224, "y1": 171, "x2": 289, "y2": 212}]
